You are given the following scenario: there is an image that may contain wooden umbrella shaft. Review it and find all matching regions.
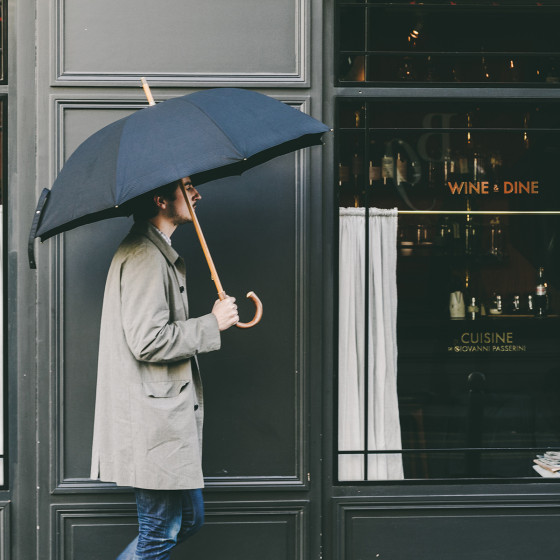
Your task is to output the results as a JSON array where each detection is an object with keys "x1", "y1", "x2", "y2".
[
  {"x1": 179, "y1": 183, "x2": 227, "y2": 300},
  {"x1": 140, "y1": 79, "x2": 262, "y2": 328}
]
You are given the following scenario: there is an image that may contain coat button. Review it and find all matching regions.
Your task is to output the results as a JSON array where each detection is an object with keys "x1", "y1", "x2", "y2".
[{"x1": 194, "y1": 404, "x2": 199, "y2": 411}]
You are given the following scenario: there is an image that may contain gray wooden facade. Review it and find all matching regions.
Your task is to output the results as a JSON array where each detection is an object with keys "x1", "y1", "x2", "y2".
[{"x1": 4, "y1": 0, "x2": 560, "y2": 558}]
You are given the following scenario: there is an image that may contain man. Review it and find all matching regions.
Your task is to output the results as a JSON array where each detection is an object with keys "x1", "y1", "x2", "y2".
[{"x1": 90, "y1": 177, "x2": 238, "y2": 559}]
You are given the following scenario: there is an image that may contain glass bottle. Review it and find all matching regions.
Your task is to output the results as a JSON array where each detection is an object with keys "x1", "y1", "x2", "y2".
[
  {"x1": 489, "y1": 217, "x2": 503, "y2": 258},
  {"x1": 511, "y1": 295, "x2": 521, "y2": 314},
  {"x1": 382, "y1": 149, "x2": 394, "y2": 185},
  {"x1": 534, "y1": 266, "x2": 548, "y2": 317},
  {"x1": 338, "y1": 162, "x2": 349, "y2": 186},
  {"x1": 443, "y1": 148, "x2": 456, "y2": 184},
  {"x1": 437, "y1": 216, "x2": 453, "y2": 255},
  {"x1": 467, "y1": 296, "x2": 479, "y2": 321},
  {"x1": 464, "y1": 213, "x2": 478, "y2": 256},
  {"x1": 368, "y1": 139, "x2": 383, "y2": 188},
  {"x1": 396, "y1": 152, "x2": 408, "y2": 185},
  {"x1": 489, "y1": 291, "x2": 503, "y2": 315}
]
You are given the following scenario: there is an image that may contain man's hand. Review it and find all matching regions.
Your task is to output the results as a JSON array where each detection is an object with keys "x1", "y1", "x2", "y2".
[{"x1": 212, "y1": 296, "x2": 239, "y2": 331}]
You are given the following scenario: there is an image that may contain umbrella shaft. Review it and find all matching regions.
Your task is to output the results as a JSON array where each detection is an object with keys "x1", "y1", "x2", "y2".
[{"x1": 179, "y1": 183, "x2": 226, "y2": 299}]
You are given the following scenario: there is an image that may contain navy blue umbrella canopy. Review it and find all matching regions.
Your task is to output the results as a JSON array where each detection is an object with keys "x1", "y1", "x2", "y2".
[{"x1": 29, "y1": 88, "x2": 329, "y2": 267}]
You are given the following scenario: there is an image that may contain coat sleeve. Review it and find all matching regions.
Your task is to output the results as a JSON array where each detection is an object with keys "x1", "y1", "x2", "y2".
[{"x1": 120, "y1": 246, "x2": 221, "y2": 363}]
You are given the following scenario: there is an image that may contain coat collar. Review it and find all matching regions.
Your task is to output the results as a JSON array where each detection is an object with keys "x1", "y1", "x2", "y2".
[{"x1": 131, "y1": 221, "x2": 181, "y2": 266}]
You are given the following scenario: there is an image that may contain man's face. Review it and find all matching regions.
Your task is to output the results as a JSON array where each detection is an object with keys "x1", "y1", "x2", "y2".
[{"x1": 164, "y1": 177, "x2": 201, "y2": 225}]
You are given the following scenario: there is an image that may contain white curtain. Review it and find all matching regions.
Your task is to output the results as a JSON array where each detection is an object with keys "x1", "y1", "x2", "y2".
[{"x1": 338, "y1": 207, "x2": 404, "y2": 481}]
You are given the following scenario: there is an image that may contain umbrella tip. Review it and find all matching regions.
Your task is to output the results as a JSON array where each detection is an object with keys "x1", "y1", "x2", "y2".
[{"x1": 141, "y1": 77, "x2": 156, "y2": 107}]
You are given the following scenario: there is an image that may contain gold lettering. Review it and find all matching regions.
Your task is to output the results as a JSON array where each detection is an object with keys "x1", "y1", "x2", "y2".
[{"x1": 448, "y1": 181, "x2": 465, "y2": 194}]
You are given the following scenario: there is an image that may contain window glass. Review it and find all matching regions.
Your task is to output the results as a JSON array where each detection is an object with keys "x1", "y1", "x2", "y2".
[
  {"x1": 337, "y1": 1, "x2": 560, "y2": 85},
  {"x1": 337, "y1": 99, "x2": 560, "y2": 481}
]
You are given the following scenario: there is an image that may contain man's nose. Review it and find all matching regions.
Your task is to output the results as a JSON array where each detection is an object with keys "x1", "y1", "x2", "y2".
[{"x1": 193, "y1": 188, "x2": 201, "y2": 200}]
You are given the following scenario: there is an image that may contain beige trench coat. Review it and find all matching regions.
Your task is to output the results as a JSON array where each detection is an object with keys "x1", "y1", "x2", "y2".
[{"x1": 90, "y1": 221, "x2": 221, "y2": 490}]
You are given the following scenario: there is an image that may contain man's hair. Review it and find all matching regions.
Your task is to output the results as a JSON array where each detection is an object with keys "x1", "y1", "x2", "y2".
[{"x1": 130, "y1": 180, "x2": 179, "y2": 222}]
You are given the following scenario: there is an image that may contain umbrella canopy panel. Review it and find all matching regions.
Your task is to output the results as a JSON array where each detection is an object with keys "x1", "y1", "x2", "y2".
[{"x1": 33, "y1": 88, "x2": 329, "y2": 243}]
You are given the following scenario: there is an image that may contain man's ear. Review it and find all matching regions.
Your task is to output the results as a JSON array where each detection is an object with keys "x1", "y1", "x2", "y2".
[{"x1": 153, "y1": 194, "x2": 166, "y2": 209}]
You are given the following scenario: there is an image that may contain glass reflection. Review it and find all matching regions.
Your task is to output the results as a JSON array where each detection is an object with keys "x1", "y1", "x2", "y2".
[{"x1": 337, "y1": 1, "x2": 560, "y2": 84}]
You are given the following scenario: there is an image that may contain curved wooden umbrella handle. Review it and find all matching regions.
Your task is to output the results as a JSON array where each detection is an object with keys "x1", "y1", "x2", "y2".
[
  {"x1": 236, "y1": 291, "x2": 263, "y2": 329},
  {"x1": 178, "y1": 182, "x2": 263, "y2": 330}
]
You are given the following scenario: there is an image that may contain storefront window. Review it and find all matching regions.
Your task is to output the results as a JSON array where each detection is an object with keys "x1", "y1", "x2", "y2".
[
  {"x1": 336, "y1": 98, "x2": 560, "y2": 480},
  {"x1": 337, "y1": 0, "x2": 560, "y2": 85}
]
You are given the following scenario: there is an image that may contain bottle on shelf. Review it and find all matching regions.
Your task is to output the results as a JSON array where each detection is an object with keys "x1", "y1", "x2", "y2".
[
  {"x1": 382, "y1": 149, "x2": 394, "y2": 186},
  {"x1": 467, "y1": 296, "x2": 480, "y2": 321},
  {"x1": 436, "y1": 216, "x2": 453, "y2": 255},
  {"x1": 463, "y1": 269, "x2": 479, "y2": 320},
  {"x1": 464, "y1": 213, "x2": 478, "y2": 256},
  {"x1": 443, "y1": 148, "x2": 456, "y2": 184},
  {"x1": 489, "y1": 291, "x2": 503, "y2": 315},
  {"x1": 472, "y1": 150, "x2": 485, "y2": 183},
  {"x1": 489, "y1": 216, "x2": 504, "y2": 258},
  {"x1": 534, "y1": 266, "x2": 548, "y2": 317},
  {"x1": 338, "y1": 162, "x2": 350, "y2": 187},
  {"x1": 396, "y1": 152, "x2": 408, "y2": 185},
  {"x1": 368, "y1": 139, "x2": 383, "y2": 188},
  {"x1": 511, "y1": 294, "x2": 521, "y2": 314}
]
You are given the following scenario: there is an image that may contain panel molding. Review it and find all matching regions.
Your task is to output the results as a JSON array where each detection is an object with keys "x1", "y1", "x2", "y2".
[
  {"x1": 335, "y1": 498, "x2": 560, "y2": 560},
  {"x1": 52, "y1": 503, "x2": 138, "y2": 560},
  {"x1": 50, "y1": 96, "x2": 314, "y2": 492},
  {"x1": 52, "y1": 0, "x2": 310, "y2": 87},
  {"x1": 52, "y1": 501, "x2": 306, "y2": 560}
]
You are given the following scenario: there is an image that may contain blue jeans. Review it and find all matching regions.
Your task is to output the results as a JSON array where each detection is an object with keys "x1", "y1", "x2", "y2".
[{"x1": 117, "y1": 488, "x2": 204, "y2": 560}]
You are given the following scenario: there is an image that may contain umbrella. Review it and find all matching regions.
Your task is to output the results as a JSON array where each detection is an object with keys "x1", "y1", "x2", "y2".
[{"x1": 29, "y1": 83, "x2": 330, "y2": 328}]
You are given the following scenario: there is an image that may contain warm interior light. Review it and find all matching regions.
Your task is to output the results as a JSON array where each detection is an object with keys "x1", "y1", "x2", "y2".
[{"x1": 408, "y1": 21, "x2": 423, "y2": 42}]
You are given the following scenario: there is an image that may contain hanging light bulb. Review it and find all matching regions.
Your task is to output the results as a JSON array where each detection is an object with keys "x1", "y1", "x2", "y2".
[{"x1": 408, "y1": 21, "x2": 423, "y2": 44}]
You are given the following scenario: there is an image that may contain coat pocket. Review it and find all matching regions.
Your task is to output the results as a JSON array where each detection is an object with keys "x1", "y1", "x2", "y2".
[{"x1": 142, "y1": 380, "x2": 189, "y2": 398}]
